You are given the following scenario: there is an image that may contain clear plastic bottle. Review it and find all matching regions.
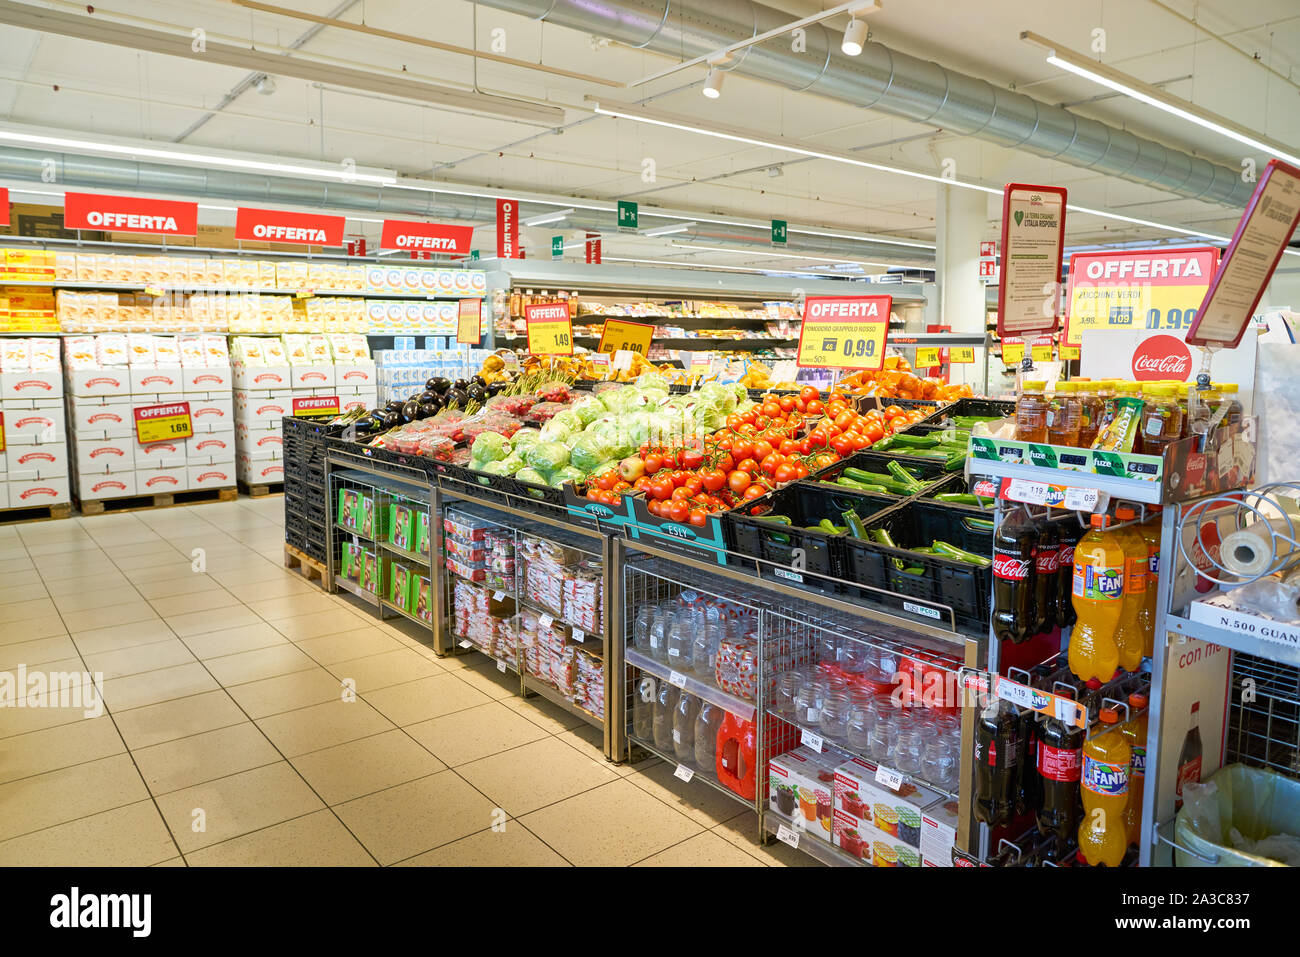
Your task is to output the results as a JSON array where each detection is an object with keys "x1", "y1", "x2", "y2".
[
  {"x1": 648, "y1": 604, "x2": 672, "y2": 663},
  {"x1": 1138, "y1": 383, "x2": 1183, "y2": 456},
  {"x1": 694, "y1": 701, "x2": 723, "y2": 775},
  {"x1": 672, "y1": 691, "x2": 699, "y2": 764},
  {"x1": 1046, "y1": 381, "x2": 1081, "y2": 447},
  {"x1": 1015, "y1": 379, "x2": 1049, "y2": 442},
  {"x1": 691, "y1": 616, "x2": 721, "y2": 677},
  {"x1": 1074, "y1": 380, "x2": 1104, "y2": 448},
  {"x1": 652, "y1": 679, "x2": 679, "y2": 752},
  {"x1": 633, "y1": 674, "x2": 655, "y2": 741}
]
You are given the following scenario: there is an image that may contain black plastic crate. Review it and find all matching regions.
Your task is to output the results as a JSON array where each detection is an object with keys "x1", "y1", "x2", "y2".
[
  {"x1": 726, "y1": 481, "x2": 899, "y2": 591},
  {"x1": 812, "y1": 449, "x2": 948, "y2": 493},
  {"x1": 839, "y1": 501, "x2": 992, "y2": 634},
  {"x1": 848, "y1": 395, "x2": 946, "y2": 418},
  {"x1": 304, "y1": 534, "x2": 326, "y2": 563},
  {"x1": 925, "y1": 397, "x2": 1014, "y2": 425}
]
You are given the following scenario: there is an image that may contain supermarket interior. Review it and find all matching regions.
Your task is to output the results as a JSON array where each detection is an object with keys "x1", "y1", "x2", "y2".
[{"x1": 1, "y1": 0, "x2": 1299, "y2": 897}]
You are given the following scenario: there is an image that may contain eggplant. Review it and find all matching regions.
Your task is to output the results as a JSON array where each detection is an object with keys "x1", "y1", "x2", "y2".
[
  {"x1": 426, "y1": 377, "x2": 451, "y2": 395},
  {"x1": 445, "y1": 388, "x2": 469, "y2": 407},
  {"x1": 452, "y1": 378, "x2": 469, "y2": 391},
  {"x1": 401, "y1": 400, "x2": 420, "y2": 422},
  {"x1": 417, "y1": 401, "x2": 440, "y2": 419},
  {"x1": 466, "y1": 384, "x2": 486, "y2": 403},
  {"x1": 485, "y1": 381, "x2": 507, "y2": 398},
  {"x1": 380, "y1": 410, "x2": 401, "y2": 429},
  {"x1": 417, "y1": 390, "x2": 438, "y2": 405},
  {"x1": 472, "y1": 375, "x2": 487, "y2": 388}
]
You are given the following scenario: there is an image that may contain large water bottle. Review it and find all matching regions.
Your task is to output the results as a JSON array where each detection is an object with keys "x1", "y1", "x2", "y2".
[
  {"x1": 648, "y1": 603, "x2": 673, "y2": 663},
  {"x1": 653, "y1": 680, "x2": 679, "y2": 752},
  {"x1": 667, "y1": 603, "x2": 697, "y2": 669},
  {"x1": 672, "y1": 691, "x2": 699, "y2": 764},
  {"x1": 633, "y1": 674, "x2": 655, "y2": 741},
  {"x1": 694, "y1": 702, "x2": 724, "y2": 776}
]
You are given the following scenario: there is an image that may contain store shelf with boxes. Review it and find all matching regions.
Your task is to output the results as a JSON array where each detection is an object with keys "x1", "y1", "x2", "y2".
[{"x1": 0, "y1": 337, "x2": 70, "y2": 512}]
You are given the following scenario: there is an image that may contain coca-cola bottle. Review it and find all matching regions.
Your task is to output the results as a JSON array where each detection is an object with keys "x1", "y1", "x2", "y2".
[
  {"x1": 1034, "y1": 522, "x2": 1059, "y2": 635},
  {"x1": 975, "y1": 694, "x2": 1019, "y2": 827},
  {"x1": 1056, "y1": 522, "x2": 1080, "y2": 629},
  {"x1": 992, "y1": 505, "x2": 1039, "y2": 644},
  {"x1": 1175, "y1": 701, "x2": 1203, "y2": 811},
  {"x1": 1036, "y1": 691, "x2": 1084, "y2": 863}
]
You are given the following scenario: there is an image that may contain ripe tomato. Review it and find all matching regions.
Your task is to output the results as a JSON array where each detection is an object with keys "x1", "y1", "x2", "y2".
[
  {"x1": 805, "y1": 399, "x2": 824, "y2": 416},
  {"x1": 683, "y1": 475, "x2": 704, "y2": 496},
  {"x1": 725, "y1": 414, "x2": 742, "y2": 430},
  {"x1": 736, "y1": 457, "x2": 759, "y2": 475},
  {"x1": 670, "y1": 470, "x2": 690, "y2": 487},
  {"x1": 688, "y1": 508, "x2": 707, "y2": 528},
  {"x1": 647, "y1": 499, "x2": 662, "y2": 517},
  {"x1": 794, "y1": 397, "x2": 807, "y2": 413},
  {"x1": 668, "y1": 500, "x2": 690, "y2": 524},
  {"x1": 812, "y1": 452, "x2": 838, "y2": 469},
  {"x1": 681, "y1": 449, "x2": 705, "y2": 470},
  {"x1": 643, "y1": 453, "x2": 664, "y2": 475},
  {"x1": 727, "y1": 470, "x2": 752, "y2": 494},
  {"x1": 633, "y1": 476, "x2": 651, "y2": 491},
  {"x1": 613, "y1": 480, "x2": 632, "y2": 492},
  {"x1": 834, "y1": 410, "x2": 856, "y2": 430},
  {"x1": 799, "y1": 437, "x2": 813, "y2": 456},
  {"x1": 774, "y1": 462, "x2": 798, "y2": 483},
  {"x1": 884, "y1": 405, "x2": 905, "y2": 419},
  {"x1": 671, "y1": 486, "x2": 692, "y2": 500},
  {"x1": 739, "y1": 410, "x2": 757, "y2": 426},
  {"x1": 831, "y1": 434, "x2": 855, "y2": 457},
  {"x1": 760, "y1": 453, "x2": 783, "y2": 477},
  {"x1": 731, "y1": 438, "x2": 754, "y2": 460},
  {"x1": 743, "y1": 484, "x2": 767, "y2": 501},
  {"x1": 715, "y1": 452, "x2": 735, "y2": 473},
  {"x1": 751, "y1": 440, "x2": 774, "y2": 462},
  {"x1": 864, "y1": 423, "x2": 885, "y2": 442},
  {"x1": 800, "y1": 385, "x2": 820, "y2": 402},
  {"x1": 779, "y1": 439, "x2": 800, "y2": 455},
  {"x1": 779, "y1": 396, "x2": 796, "y2": 413},
  {"x1": 761, "y1": 400, "x2": 781, "y2": 418},
  {"x1": 648, "y1": 476, "x2": 674, "y2": 501},
  {"x1": 792, "y1": 461, "x2": 810, "y2": 479},
  {"x1": 785, "y1": 412, "x2": 803, "y2": 430},
  {"x1": 700, "y1": 467, "x2": 726, "y2": 492}
]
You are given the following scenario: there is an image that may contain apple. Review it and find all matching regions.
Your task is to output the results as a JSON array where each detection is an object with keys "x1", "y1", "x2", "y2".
[{"x1": 618, "y1": 455, "x2": 646, "y2": 482}]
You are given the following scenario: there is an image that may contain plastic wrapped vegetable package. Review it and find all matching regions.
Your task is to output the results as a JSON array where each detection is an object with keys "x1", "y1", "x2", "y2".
[{"x1": 524, "y1": 441, "x2": 570, "y2": 476}]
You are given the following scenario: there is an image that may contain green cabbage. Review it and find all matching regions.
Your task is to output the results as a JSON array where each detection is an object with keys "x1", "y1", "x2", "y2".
[
  {"x1": 550, "y1": 409, "x2": 584, "y2": 433},
  {"x1": 470, "y1": 431, "x2": 510, "y2": 465},
  {"x1": 510, "y1": 428, "x2": 542, "y2": 450},
  {"x1": 599, "y1": 387, "x2": 638, "y2": 415},
  {"x1": 479, "y1": 460, "x2": 510, "y2": 475},
  {"x1": 570, "y1": 433, "x2": 615, "y2": 474},
  {"x1": 550, "y1": 465, "x2": 587, "y2": 488},
  {"x1": 497, "y1": 453, "x2": 526, "y2": 474},
  {"x1": 538, "y1": 418, "x2": 576, "y2": 444},
  {"x1": 571, "y1": 396, "x2": 605, "y2": 426},
  {"x1": 514, "y1": 467, "x2": 549, "y2": 487},
  {"x1": 728, "y1": 381, "x2": 748, "y2": 404},
  {"x1": 635, "y1": 371, "x2": 669, "y2": 391},
  {"x1": 525, "y1": 441, "x2": 570, "y2": 475}
]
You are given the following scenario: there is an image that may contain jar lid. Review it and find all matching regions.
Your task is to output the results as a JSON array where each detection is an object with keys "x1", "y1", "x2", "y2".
[{"x1": 1022, "y1": 379, "x2": 1047, "y2": 390}]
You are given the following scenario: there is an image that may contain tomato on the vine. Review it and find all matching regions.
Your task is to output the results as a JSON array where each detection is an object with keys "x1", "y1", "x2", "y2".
[{"x1": 727, "y1": 470, "x2": 752, "y2": 494}]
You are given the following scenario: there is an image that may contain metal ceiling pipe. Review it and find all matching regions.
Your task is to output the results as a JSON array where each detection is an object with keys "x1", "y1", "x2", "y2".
[
  {"x1": 0, "y1": 146, "x2": 930, "y2": 265},
  {"x1": 477, "y1": 0, "x2": 1254, "y2": 207}
]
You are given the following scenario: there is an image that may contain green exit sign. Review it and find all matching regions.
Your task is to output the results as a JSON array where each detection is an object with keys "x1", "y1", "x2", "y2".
[
  {"x1": 772, "y1": 219, "x2": 788, "y2": 244},
  {"x1": 617, "y1": 200, "x2": 638, "y2": 230},
  {"x1": 551, "y1": 236, "x2": 564, "y2": 259},
  {"x1": 468, "y1": 249, "x2": 479, "y2": 261}
]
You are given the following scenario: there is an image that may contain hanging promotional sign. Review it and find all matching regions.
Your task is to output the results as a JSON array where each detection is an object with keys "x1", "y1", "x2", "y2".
[
  {"x1": 1187, "y1": 159, "x2": 1300, "y2": 349},
  {"x1": 234, "y1": 207, "x2": 344, "y2": 246},
  {"x1": 64, "y1": 192, "x2": 198, "y2": 236},
  {"x1": 0, "y1": 187, "x2": 8, "y2": 227},
  {"x1": 795, "y1": 295, "x2": 892, "y2": 371},
  {"x1": 996, "y1": 183, "x2": 1067, "y2": 339},
  {"x1": 379, "y1": 219, "x2": 473, "y2": 254},
  {"x1": 597, "y1": 318, "x2": 653, "y2": 356},
  {"x1": 524, "y1": 302, "x2": 572, "y2": 355},
  {"x1": 1065, "y1": 246, "x2": 1218, "y2": 348},
  {"x1": 585, "y1": 232, "x2": 601, "y2": 264},
  {"x1": 496, "y1": 199, "x2": 520, "y2": 259},
  {"x1": 456, "y1": 298, "x2": 482, "y2": 345}
]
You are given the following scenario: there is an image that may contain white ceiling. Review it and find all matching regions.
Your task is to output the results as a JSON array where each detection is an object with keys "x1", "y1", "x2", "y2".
[{"x1": 1, "y1": 0, "x2": 1297, "y2": 275}]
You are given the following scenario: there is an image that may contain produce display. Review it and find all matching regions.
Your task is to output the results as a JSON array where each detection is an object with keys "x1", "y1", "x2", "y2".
[{"x1": 835, "y1": 355, "x2": 975, "y2": 402}]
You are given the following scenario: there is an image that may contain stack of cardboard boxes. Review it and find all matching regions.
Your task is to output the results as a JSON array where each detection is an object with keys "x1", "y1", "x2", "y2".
[
  {"x1": 230, "y1": 334, "x2": 376, "y2": 487},
  {"x1": 65, "y1": 334, "x2": 235, "y2": 500},
  {"x1": 0, "y1": 338, "x2": 69, "y2": 509}
]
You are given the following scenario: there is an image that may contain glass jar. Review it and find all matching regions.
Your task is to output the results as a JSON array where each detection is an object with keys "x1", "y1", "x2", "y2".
[
  {"x1": 846, "y1": 695, "x2": 878, "y2": 752},
  {"x1": 819, "y1": 690, "x2": 852, "y2": 741},
  {"x1": 633, "y1": 605, "x2": 657, "y2": 657},
  {"x1": 893, "y1": 726, "x2": 924, "y2": 776},
  {"x1": 775, "y1": 671, "x2": 803, "y2": 715},
  {"x1": 868, "y1": 707, "x2": 900, "y2": 765},
  {"x1": 647, "y1": 603, "x2": 673, "y2": 663},
  {"x1": 921, "y1": 732, "x2": 958, "y2": 791},
  {"x1": 666, "y1": 609, "x2": 693, "y2": 668},
  {"x1": 672, "y1": 691, "x2": 698, "y2": 764},
  {"x1": 1015, "y1": 379, "x2": 1049, "y2": 442},
  {"x1": 793, "y1": 671, "x2": 827, "y2": 726}
]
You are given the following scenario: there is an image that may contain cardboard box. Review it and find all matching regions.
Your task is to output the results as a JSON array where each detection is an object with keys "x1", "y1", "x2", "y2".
[
  {"x1": 180, "y1": 365, "x2": 231, "y2": 393},
  {"x1": 134, "y1": 440, "x2": 187, "y2": 470},
  {"x1": 65, "y1": 367, "x2": 129, "y2": 398},
  {"x1": 187, "y1": 463, "x2": 235, "y2": 489},
  {"x1": 766, "y1": 746, "x2": 841, "y2": 842},
  {"x1": 920, "y1": 797, "x2": 961, "y2": 867},
  {"x1": 129, "y1": 366, "x2": 183, "y2": 394},
  {"x1": 3, "y1": 407, "x2": 61, "y2": 442},
  {"x1": 74, "y1": 471, "x2": 137, "y2": 500},
  {"x1": 6, "y1": 440, "x2": 68, "y2": 480},
  {"x1": 832, "y1": 757, "x2": 941, "y2": 853},
  {"x1": 340, "y1": 393, "x2": 374, "y2": 414},
  {"x1": 231, "y1": 363, "x2": 291, "y2": 390},
  {"x1": 189, "y1": 397, "x2": 234, "y2": 433},
  {"x1": 236, "y1": 455, "x2": 284, "y2": 484},
  {"x1": 136, "y1": 466, "x2": 187, "y2": 494},
  {"x1": 234, "y1": 391, "x2": 291, "y2": 426},
  {"x1": 70, "y1": 399, "x2": 133, "y2": 434},
  {"x1": 2, "y1": 370, "x2": 62, "y2": 400},
  {"x1": 234, "y1": 424, "x2": 283, "y2": 457},
  {"x1": 74, "y1": 435, "x2": 135, "y2": 473},
  {"x1": 831, "y1": 813, "x2": 923, "y2": 867},
  {"x1": 7, "y1": 474, "x2": 69, "y2": 506},
  {"x1": 288, "y1": 364, "x2": 334, "y2": 389},
  {"x1": 186, "y1": 433, "x2": 235, "y2": 463}
]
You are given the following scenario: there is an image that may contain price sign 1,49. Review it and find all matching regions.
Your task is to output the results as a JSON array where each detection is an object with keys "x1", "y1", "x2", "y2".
[{"x1": 524, "y1": 302, "x2": 574, "y2": 356}]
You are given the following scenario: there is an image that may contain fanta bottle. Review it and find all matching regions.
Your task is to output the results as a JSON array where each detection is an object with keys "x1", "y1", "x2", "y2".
[
  {"x1": 1138, "y1": 509, "x2": 1162, "y2": 658},
  {"x1": 1120, "y1": 692, "x2": 1149, "y2": 848},
  {"x1": 1077, "y1": 706, "x2": 1130, "y2": 867},
  {"x1": 1069, "y1": 514, "x2": 1124, "y2": 682},
  {"x1": 1111, "y1": 506, "x2": 1148, "y2": 672}
]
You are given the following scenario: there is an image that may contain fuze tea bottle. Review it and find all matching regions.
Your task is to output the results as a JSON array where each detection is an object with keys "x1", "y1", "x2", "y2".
[
  {"x1": 1015, "y1": 380, "x2": 1049, "y2": 443},
  {"x1": 1068, "y1": 514, "x2": 1123, "y2": 683}
]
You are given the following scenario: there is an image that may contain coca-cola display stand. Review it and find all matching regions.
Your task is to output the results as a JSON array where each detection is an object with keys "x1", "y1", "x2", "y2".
[{"x1": 964, "y1": 416, "x2": 1257, "y2": 866}]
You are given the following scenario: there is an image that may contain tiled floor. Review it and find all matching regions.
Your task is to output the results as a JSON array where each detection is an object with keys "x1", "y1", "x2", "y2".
[{"x1": 0, "y1": 497, "x2": 811, "y2": 867}]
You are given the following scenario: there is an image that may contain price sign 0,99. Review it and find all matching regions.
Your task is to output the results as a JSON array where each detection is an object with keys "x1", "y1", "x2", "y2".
[
  {"x1": 795, "y1": 294, "x2": 891, "y2": 371},
  {"x1": 134, "y1": 401, "x2": 192, "y2": 445},
  {"x1": 597, "y1": 318, "x2": 653, "y2": 356},
  {"x1": 524, "y1": 302, "x2": 573, "y2": 356}
]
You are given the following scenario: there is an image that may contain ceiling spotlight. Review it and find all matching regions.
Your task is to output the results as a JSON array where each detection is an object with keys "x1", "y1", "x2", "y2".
[
  {"x1": 255, "y1": 75, "x2": 276, "y2": 96},
  {"x1": 841, "y1": 18, "x2": 868, "y2": 56},
  {"x1": 702, "y1": 68, "x2": 724, "y2": 99}
]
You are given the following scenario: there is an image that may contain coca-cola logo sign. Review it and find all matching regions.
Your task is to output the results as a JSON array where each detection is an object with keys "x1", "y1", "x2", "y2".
[
  {"x1": 993, "y1": 554, "x2": 1031, "y2": 580},
  {"x1": 1131, "y1": 334, "x2": 1193, "y2": 381}
]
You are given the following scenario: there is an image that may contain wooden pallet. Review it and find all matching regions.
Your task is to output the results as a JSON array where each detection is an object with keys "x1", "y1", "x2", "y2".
[
  {"x1": 78, "y1": 486, "x2": 238, "y2": 516},
  {"x1": 0, "y1": 502, "x2": 74, "y2": 525},
  {"x1": 239, "y1": 480, "x2": 285, "y2": 498},
  {"x1": 283, "y1": 543, "x2": 327, "y2": 586}
]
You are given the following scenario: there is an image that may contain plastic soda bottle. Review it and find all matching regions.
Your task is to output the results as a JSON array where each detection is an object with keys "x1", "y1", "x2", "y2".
[
  {"x1": 1068, "y1": 513, "x2": 1123, "y2": 682},
  {"x1": 1120, "y1": 692, "x2": 1149, "y2": 848},
  {"x1": 1077, "y1": 706, "x2": 1131, "y2": 867},
  {"x1": 1137, "y1": 508, "x2": 1161, "y2": 658},
  {"x1": 1111, "y1": 506, "x2": 1148, "y2": 672}
]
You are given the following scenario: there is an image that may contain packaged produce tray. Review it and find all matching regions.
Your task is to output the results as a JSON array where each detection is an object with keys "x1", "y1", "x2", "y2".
[
  {"x1": 432, "y1": 460, "x2": 570, "y2": 519},
  {"x1": 726, "y1": 481, "x2": 899, "y2": 592},
  {"x1": 839, "y1": 500, "x2": 993, "y2": 634},
  {"x1": 619, "y1": 491, "x2": 732, "y2": 565}
]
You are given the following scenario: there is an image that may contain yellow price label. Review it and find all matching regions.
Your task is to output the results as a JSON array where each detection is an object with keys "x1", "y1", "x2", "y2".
[
  {"x1": 1060, "y1": 345, "x2": 1081, "y2": 360},
  {"x1": 950, "y1": 346, "x2": 976, "y2": 363},
  {"x1": 1030, "y1": 342, "x2": 1054, "y2": 362},
  {"x1": 457, "y1": 298, "x2": 482, "y2": 345},
  {"x1": 0, "y1": 411, "x2": 5, "y2": 453},
  {"x1": 1063, "y1": 248, "x2": 1217, "y2": 346},
  {"x1": 915, "y1": 347, "x2": 941, "y2": 367},
  {"x1": 524, "y1": 303, "x2": 573, "y2": 355},
  {"x1": 143, "y1": 286, "x2": 164, "y2": 297},
  {"x1": 134, "y1": 401, "x2": 193, "y2": 445},
  {"x1": 597, "y1": 318, "x2": 654, "y2": 356},
  {"x1": 295, "y1": 288, "x2": 314, "y2": 299},
  {"x1": 1001, "y1": 340, "x2": 1025, "y2": 364},
  {"x1": 796, "y1": 295, "x2": 892, "y2": 371}
]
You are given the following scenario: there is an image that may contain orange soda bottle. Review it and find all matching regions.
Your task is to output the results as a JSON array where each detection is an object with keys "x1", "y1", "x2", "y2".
[
  {"x1": 1068, "y1": 513, "x2": 1124, "y2": 682},
  {"x1": 1111, "y1": 506, "x2": 1148, "y2": 672},
  {"x1": 1120, "y1": 691, "x2": 1149, "y2": 848},
  {"x1": 1137, "y1": 509, "x2": 1161, "y2": 658},
  {"x1": 1078, "y1": 706, "x2": 1131, "y2": 866}
]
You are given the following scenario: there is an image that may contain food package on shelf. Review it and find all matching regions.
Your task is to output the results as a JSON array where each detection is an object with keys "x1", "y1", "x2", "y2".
[
  {"x1": 452, "y1": 579, "x2": 516, "y2": 660},
  {"x1": 483, "y1": 528, "x2": 515, "y2": 593},
  {"x1": 562, "y1": 561, "x2": 603, "y2": 635},
  {"x1": 443, "y1": 507, "x2": 493, "y2": 542}
]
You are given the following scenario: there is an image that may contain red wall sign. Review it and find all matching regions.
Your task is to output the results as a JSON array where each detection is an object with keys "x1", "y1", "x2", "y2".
[
  {"x1": 496, "y1": 199, "x2": 519, "y2": 259},
  {"x1": 585, "y1": 231, "x2": 602, "y2": 264},
  {"x1": 380, "y1": 219, "x2": 473, "y2": 254},
  {"x1": 64, "y1": 192, "x2": 197, "y2": 236},
  {"x1": 0, "y1": 188, "x2": 8, "y2": 227},
  {"x1": 235, "y1": 207, "x2": 345, "y2": 246}
]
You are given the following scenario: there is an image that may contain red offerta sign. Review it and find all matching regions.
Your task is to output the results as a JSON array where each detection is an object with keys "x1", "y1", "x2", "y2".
[
  {"x1": 585, "y1": 231, "x2": 601, "y2": 264},
  {"x1": 235, "y1": 207, "x2": 345, "y2": 246},
  {"x1": 497, "y1": 199, "x2": 519, "y2": 259},
  {"x1": 0, "y1": 187, "x2": 8, "y2": 227},
  {"x1": 64, "y1": 192, "x2": 197, "y2": 236},
  {"x1": 380, "y1": 219, "x2": 473, "y2": 254}
]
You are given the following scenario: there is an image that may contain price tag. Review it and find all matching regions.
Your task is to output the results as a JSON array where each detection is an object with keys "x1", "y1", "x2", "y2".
[
  {"x1": 1059, "y1": 345, "x2": 1080, "y2": 361},
  {"x1": 916, "y1": 346, "x2": 941, "y2": 367},
  {"x1": 950, "y1": 346, "x2": 976, "y2": 363},
  {"x1": 801, "y1": 728, "x2": 825, "y2": 752},
  {"x1": 292, "y1": 396, "x2": 340, "y2": 417},
  {"x1": 1063, "y1": 486, "x2": 1101, "y2": 510},
  {"x1": 133, "y1": 401, "x2": 192, "y2": 445},
  {"x1": 459, "y1": 640, "x2": 472, "y2": 649},
  {"x1": 538, "y1": 614, "x2": 554, "y2": 629},
  {"x1": 1000, "y1": 339, "x2": 1025, "y2": 364},
  {"x1": 795, "y1": 295, "x2": 891, "y2": 371},
  {"x1": 493, "y1": 591, "x2": 505, "y2": 601},
  {"x1": 1004, "y1": 479, "x2": 1051, "y2": 503},
  {"x1": 875, "y1": 765, "x2": 904, "y2": 791},
  {"x1": 143, "y1": 286, "x2": 164, "y2": 297},
  {"x1": 611, "y1": 350, "x2": 636, "y2": 372},
  {"x1": 669, "y1": 671, "x2": 687, "y2": 689},
  {"x1": 295, "y1": 288, "x2": 314, "y2": 299},
  {"x1": 497, "y1": 660, "x2": 507, "y2": 674},
  {"x1": 457, "y1": 298, "x2": 482, "y2": 345},
  {"x1": 524, "y1": 302, "x2": 573, "y2": 355},
  {"x1": 572, "y1": 628, "x2": 585, "y2": 642},
  {"x1": 995, "y1": 678, "x2": 1034, "y2": 709},
  {"x1": 1003, "y1": 478, "x2": 1100, "y2": 511},
  {"x1": 597, "y1": 318, "x2": 653, "y2": 356},
  {"x1": 776, "y1": 823, "x2": 801, "y2": 848},
  {"x1": 1030, "y1": 341, "x2": 1054, "y2": 362},
  {"x1": 674, "y1": 764, "x2": 695, "y2": 783}
]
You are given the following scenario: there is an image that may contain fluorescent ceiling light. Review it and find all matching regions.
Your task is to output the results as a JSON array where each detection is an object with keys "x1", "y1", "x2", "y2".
[
  {"x1": 642, "y1": 222, "x2": 694, "y2": 237},
  {"x1": 703, "y1": 69, "x2": 724, "y2": 99},
  {"x1": 1027, "y1": 32, "x2": 1300, "y2": 167},
  {"x1": 0, "y1": 126, "x2": 397, "y2": 186},
  {"x1": 670, "y1": 241, "x2": 899, "y2": 269},
  {"x1": 601, "y1": 255, "x2": 861, "y2": 280},
  {"x1": 522, "y1": 208, "x2": 574, "y2": 227},
  {"x1": 842, "y1": 18, "x2": 869, "y2": 56}
]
